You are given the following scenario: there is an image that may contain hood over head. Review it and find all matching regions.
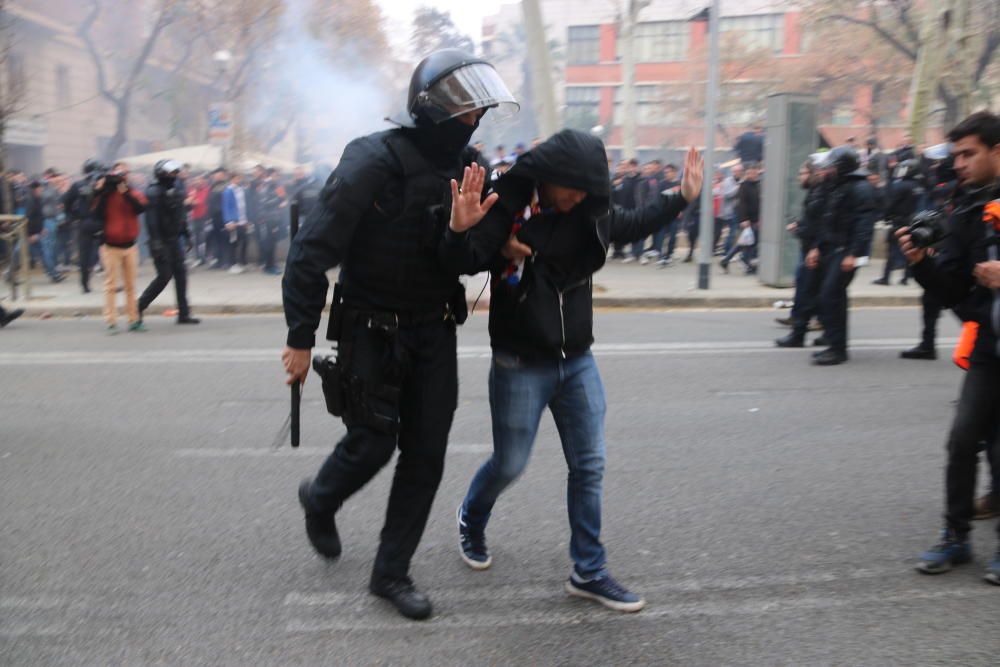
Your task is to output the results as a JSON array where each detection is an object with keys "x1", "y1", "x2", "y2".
[{"x1": 508, "y1": 129, "x2": 611, "y2": 199}]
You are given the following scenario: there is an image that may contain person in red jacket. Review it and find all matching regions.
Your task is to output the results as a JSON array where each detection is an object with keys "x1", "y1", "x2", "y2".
[{"x1": 94, "y1": 162, "x2": 147, "y2": 333}]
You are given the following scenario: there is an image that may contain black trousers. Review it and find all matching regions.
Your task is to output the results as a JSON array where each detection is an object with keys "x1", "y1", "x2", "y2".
[
  {"x1": 78, "y1": 230, "x2": 99, "y2": 290},
  {"x1": 944, "y1": 351, "x2": 1000, "y2": 538},
  {"x1": 259, "y1": 223, "x2": 278, "y2": 270},
  {"x1": 919, "y1": 289, "x2": 943, "y2": 349},
  {"x1": 309, "y1": 318, "x2": 458, "y2": 580},
  {"x1": 790, "y1": 248, "x2": 820, "y2": 334},
  {"x1": 817, "y1": 249, "x2": 857, "y2": 351},
  {"x1": 138, "y1": 239, "x2": 190, "y2": 319}
]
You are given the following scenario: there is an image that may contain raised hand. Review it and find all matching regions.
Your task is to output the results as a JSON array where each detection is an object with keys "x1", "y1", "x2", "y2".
[
  {"x1": 449, "y1": 165, "x2": 499, "y2": 233},
  {"x1": 680, "y1": 147, "x2": 704, "y2": 204}
]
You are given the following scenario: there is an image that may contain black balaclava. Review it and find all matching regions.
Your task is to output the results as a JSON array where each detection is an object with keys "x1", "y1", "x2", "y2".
[{"x1": 406, "y1": 116, "x2": 480, "y2": 168}]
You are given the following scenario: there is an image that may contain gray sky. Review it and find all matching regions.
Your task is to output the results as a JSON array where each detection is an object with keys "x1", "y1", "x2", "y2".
[{"x1": 376, "y1": 0, "x2": 492, "y2": 54}]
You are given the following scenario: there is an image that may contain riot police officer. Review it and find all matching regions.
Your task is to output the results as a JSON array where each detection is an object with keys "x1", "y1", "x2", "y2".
[
  {"x1": 137, "y1": 159, "x2": 200, "y2": 325},
  {"x1": 804, "y1": 146, "x2": 877, "y2": 365},
  {"x1": 63, "y1": 159, "x2": 104, "y2": 293},
  {"x1": 281, "y1": 50, "x2": 517, "y2": 621}
]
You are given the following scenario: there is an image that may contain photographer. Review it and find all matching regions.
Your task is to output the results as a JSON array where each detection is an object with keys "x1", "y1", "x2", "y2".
[
  {"x1": 898, "y1": 111, "x2": 1000, "y2": 584},
  {"x1": 94, "y1": 162, "x2": 146, "y2": 333}
]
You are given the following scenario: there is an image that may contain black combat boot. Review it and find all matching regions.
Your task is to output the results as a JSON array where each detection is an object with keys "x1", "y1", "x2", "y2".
[
  {"x1": 298, "y1": 478, "x2": 341, "y2": 560},
  {"x1": 369, "y1": 574, "x2": 433, "y2": 620},
  {"x1": 775, "y1": 332, "x2": 805, "y2": 348}
]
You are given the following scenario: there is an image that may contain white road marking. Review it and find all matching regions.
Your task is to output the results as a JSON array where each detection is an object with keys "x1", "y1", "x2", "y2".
[
  {"x1": 284, "y1": 587, "x2": 994, "y2": 633},
  {"x1": 0, "y1": 339, "x2": 960, "y2": 366}
]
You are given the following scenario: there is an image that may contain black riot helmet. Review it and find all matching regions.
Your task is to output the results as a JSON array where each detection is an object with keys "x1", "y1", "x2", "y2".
[
  {"x1": 389, "y1": 49, "x2": 518, "y2": 128},
  {"x1": 82, "y1": 158, "x2": 103, "y2": 175},
  {"x1": 153, "y1": 159, "x2": 183, "y2": 183},
  {"x1": 816, "y1": 145, "x2": 861, "y2": 178}
]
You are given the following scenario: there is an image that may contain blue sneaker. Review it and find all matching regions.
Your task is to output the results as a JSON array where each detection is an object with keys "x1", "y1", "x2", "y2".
[
  {"x1": 985, "y1": 549, "x2": 1000, "y2": 586},
  {"x1": 457, "y1": 505, "x2": 491, "y2": 570},
  {"x1": 565, "y1": 573, "x2": 645, "y2": 612},
  {"x1": 916, "y1": 531, "x2": 972, "y2": 574}
]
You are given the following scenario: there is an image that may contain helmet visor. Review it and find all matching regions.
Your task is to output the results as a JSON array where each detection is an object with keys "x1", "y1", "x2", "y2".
[
  {"x1": 923, "y1": 143, "x2": 951, "y2": 161},
  {"x1": 418, "y1": 63, "x2": 519, "y2": 124},
  {"x1": 160, "y1": 159, "x2": 183, "y2": 175}
]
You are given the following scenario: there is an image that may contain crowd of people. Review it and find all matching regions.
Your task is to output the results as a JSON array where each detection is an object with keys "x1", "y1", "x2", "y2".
[{"x1": 0, "y1": 161, "x2": 325, "y2": 331}]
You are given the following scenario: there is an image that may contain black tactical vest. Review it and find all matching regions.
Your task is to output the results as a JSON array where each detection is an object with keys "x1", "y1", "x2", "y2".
[{"x1": 340, "y1": 130, "x2": 462, "y2": 313}]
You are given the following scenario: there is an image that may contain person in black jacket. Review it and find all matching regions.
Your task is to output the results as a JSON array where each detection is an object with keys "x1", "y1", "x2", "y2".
[
  {"x1": 136, "y1": 159, "x2": 200, "y2": 325},
  {"x1": 802, "y1": 146, "x2": 876, "y2": 365},
  {"x1": 206, "y1": 168, "x2": 228, "y2": 268},
  {"x1": 720, "y1": 162, "x2": 761, "y2": 273},
  {"x1": 776, "y1": 159, "x2": 829, "y2": 347},
  {"x1": 63, "y1": 159, "x2": 103, "y2": 292},
  {"x1": 282, "y1": 49, "x2": 517, "y2": 621},
  {"x1": 442, "y1": 130, "x2": 702, "y2": 612},
  {"x1": 873, "y1": 159, "x2": 922, "y2": 286},
  {"x1": 24, "y1": 181, "x2": 64, "y2": 282},
  {"x1": 900, "y1": 111, "x2": 1000, "y2": 583}
]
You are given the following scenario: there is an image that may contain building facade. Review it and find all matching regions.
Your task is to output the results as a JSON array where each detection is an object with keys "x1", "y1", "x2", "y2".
[
  {"x1": 2, "y1": 0, "x2": 214, "y2": 175},
  {"x1": 484, "y1": 0, "x2": 930, "y2": 161}
]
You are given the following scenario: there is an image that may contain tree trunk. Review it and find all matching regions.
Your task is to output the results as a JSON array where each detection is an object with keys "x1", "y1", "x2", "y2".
[
  {"x1": 520, "y1": 0, "x2": 558, "y2": 137},
  {"x1": 103, "y1": 100, "x2": 130, "y2": 162}
]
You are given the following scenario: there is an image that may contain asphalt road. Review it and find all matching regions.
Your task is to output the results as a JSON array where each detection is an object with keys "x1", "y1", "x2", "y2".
[{"x1": 1, "y1": 309, "x2": 997, "y2": 666}]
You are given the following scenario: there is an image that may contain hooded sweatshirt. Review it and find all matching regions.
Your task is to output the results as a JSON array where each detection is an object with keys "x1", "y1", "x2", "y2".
[{"x1": 442, "y1": 129, "x2": 688, "y2": 360}]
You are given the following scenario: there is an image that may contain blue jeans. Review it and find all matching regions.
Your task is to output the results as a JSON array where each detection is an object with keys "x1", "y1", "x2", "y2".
[
  {"x1": 462, "y1": 350, "x2": 608, "y2": 579},
  {"x1": 42, "y1": 219, "x2": 60, "y2": 270},
  {"x1": 723, "y1": 215, "x2": 740, "y2": 253}
]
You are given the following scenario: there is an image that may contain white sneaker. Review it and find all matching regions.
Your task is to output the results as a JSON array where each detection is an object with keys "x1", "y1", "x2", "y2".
[
  {"x1": 228, "y1": 265, "x2": 243, "y2": 274},
  {"x1": 639, "y1": 256, "x2": 649, "y2": 265},
  {"x1": 621, "y1": 256, "x2": 635, "y2": 264}
]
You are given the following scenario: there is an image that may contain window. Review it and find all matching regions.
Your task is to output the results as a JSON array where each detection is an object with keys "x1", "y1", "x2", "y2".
[
  {"x1": 55, "y1": 65, "x2": 70, "y2": 108},
  {"x1": 567, "y1": 26, "x2": 600, "y2": 65},
  {"x1": 564, "y1": 86, "x2": 600, "y2": 130},
  {"x1": 633, "y1": 21, "x2": 689, "y2": 62},
  {"x1": 831, "y1": 103, "x2": 854, "y2": 126},
  {"x1": 720, "y1": 14, "x2": 785, "y2": 54},
  {"x1": 719, "y1": 82, "x2": 769, "y2": 126},
  {"x1": 613, "y1": 85, "x2": 690, "y2": 126}
]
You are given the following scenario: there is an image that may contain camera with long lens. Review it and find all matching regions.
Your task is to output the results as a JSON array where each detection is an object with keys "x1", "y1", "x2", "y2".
[{"x1": 907, "y1": 209, "x2": 949, "y2": 249}]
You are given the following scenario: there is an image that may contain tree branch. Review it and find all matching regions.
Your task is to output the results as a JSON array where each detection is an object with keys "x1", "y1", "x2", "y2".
[
  {"x1": 974, "y1": 30, "x2": 1000, "y2": 84},
  {"x1": 822, "y1": 13, "x2": 918, "y2": 61},
  {"x1": 77, "y1": 0, "x2": 118, "y2": 105},
  {"x1": 119, "y1": 0, "x2": 173, "y2": 106}
]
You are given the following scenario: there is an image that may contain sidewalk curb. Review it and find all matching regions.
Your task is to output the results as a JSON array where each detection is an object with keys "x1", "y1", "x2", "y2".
[{"x1": 10, "y1": 294, "x2": 921, "y2": 317}]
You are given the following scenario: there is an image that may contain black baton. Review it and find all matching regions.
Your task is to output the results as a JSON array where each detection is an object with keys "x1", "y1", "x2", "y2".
[{"x1": 290, "y1": 202, "x2": 301, "y2": 448}]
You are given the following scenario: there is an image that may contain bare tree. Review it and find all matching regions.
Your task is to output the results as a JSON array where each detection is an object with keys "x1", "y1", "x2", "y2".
[
  {"x1": 803, "y1": 0, "x2": 1000, "y2": 131},
  {"x1": 77, "y1": 0, "x2": 181, "y2": 162},
  {"x1": 0, "y1": 0, "x2": 25, "y2": 178}
]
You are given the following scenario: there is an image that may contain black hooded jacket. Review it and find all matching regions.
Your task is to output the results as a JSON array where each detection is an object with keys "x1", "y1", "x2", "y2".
[
  {"x1": 810, "y1": 172, "x2": 877, "y2": 257},
  {"x1": 441, "y1": 129, "x2": 688, "y2": 360},
  {"x1": 913, "y1": 181, "x2": 1000, "y2": 360}
]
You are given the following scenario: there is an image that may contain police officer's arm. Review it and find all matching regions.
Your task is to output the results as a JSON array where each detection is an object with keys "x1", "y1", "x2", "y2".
[
  {"x1": 144, "y1": 189, "x2": 165, "y2": 254},
  {"x1": 282, "y1": 137, "x2": 391, "y2": 351},
  {"x1": 847, "y1": 180, "x2": 877, "y2": 260}
]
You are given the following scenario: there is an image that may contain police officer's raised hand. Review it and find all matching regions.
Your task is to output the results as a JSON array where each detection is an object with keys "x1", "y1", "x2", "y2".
[
  {"x1": 282, "y1": 346, "x2": 310, "y2": 386},
  {"x1": 449, "y1": 165, "x2": 498, "y2": 233},
  {"x1": 680, "y1": 147, "x2": 704, "y2": 204},
  {"x1": 896, "y1": 227, "x2": 927, "y2": 265},
  {"x1": 805, "y1": 248, "x2": 820, "y2": 269}
]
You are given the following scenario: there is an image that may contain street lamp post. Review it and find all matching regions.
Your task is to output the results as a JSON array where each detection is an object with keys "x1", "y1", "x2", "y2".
[
  {"x1": 697, "y1": 1, "x2": 721, "y2": 290},
  {"x1": 212, "y1": 50, "x2": 233, "y2": 169}
]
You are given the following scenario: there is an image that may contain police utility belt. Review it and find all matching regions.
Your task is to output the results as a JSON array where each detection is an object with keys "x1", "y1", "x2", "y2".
[{"x1": 311, "y1": 282, "x2": 462, "y2": 436}]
